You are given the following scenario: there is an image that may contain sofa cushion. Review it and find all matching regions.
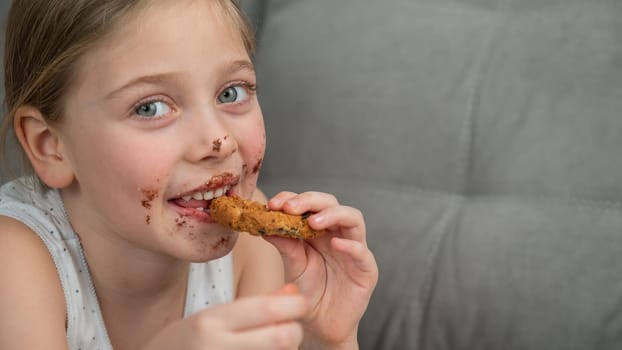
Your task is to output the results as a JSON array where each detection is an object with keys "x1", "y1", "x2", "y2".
[{"x1": 249, "y1": 0, "x2": 622, "y2": 349}]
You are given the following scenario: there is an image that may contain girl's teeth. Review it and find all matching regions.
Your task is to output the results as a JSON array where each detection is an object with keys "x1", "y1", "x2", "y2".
[
  {"x1": 192, "y1": 192, "x2": 203, "y2": 200},
  {"x1": 181, "y1": 185, "x2": 229, "y2": 202},
  {"x1": 203, "y1": 191, "x2": 215, "y2": 200}
]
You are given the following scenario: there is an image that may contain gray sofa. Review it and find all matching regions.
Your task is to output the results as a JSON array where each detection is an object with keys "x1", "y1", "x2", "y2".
[
  {"x1": 240, "y1": 1, "x2": 622, "y2": 349},
  {"x1": 1, "y1": 1, "x2": 621, "y2": 349}
]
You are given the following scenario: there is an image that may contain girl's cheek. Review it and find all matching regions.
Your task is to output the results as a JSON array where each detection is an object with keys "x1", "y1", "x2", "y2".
[
  {"x1": 251, "y1": 157, "x2": 263, "y2": 175},
  {"x1": 243, "y1": 122, "x2": 266, "y2": 175}
]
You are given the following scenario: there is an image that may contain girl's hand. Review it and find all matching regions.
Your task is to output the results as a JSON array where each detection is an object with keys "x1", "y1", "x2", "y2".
[
  {"x1": 140, "y1": 284, "x2": 307, "y2": 350},
  {"x1": 265, "y1": 191, "x2": 379, "y2": 349}
]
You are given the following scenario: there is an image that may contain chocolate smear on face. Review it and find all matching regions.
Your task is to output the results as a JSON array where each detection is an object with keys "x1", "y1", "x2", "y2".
[
  {"x1": 252, "y1": 158, "x2": 263, "y2": 174},
  {"x1": 141, "y1": 189, "x2": 158, "y2": 209},
  {"x1": 205, "y1": 172, "x2": 237, "y2": 188},
  {"x1": 212, "y1": 138, "x2": 222, "y2": 152},
  {"x1": 212, "y1": 235, "x2": 232, "y2": 250},
  {"x1": 175, "y1": 217, "x2": 188, "y2": 229},
  {"x1": 141, "y1": 188, "x2": 159, "y2": 225}
]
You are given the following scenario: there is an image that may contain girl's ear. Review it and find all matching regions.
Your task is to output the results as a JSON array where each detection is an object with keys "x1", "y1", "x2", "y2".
[{"x1": 13, "y1": 105, "x2": 74, "y2": 188}]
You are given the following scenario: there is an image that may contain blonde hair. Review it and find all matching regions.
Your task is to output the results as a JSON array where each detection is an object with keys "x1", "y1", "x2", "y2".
[{"x1": 0, "y1": 0, "x2": 255, "y2": 182}]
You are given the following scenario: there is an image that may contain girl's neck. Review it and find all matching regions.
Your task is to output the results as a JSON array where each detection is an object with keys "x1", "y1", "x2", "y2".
[
  {"x1": 79, "y1": 226, "x2": 190, "y2": 304},
  {"x1": 78, "y1": 226, "x2": 191, "y2": 350},
  {"x1": 59, "y1": 188, "x2": 192, "y2": 349},
  {"x1": 59, "y1": 187, "x2": 190, "y2": 301},
  {"x1": 70, "y1": 211, "x2": 191, "y2": 350},
  {"x1": 88, "y1": 248, "x2": 189, "y2": 350}
]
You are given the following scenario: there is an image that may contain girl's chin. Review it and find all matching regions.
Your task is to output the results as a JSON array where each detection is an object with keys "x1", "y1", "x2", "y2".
[{"x1": 184, "y1": 230, "x2": 240, "y2": 263}]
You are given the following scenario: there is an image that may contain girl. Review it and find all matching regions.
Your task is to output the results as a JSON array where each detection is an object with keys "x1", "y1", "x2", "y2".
[{"x1": 0, "y1": 0, "x2": 378, "y2": 349}]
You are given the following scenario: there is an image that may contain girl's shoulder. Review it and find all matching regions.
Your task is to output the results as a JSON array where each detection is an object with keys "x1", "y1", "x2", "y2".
[
  {"x1": 0, "y1": 178, "x2": 74, "y2": 241},
  {"x1": 0, "y1": 178, "x2": 75, "y2": 346},
  {"x1": 0, "y1": 215, "x2": 68, "y2": 348}
]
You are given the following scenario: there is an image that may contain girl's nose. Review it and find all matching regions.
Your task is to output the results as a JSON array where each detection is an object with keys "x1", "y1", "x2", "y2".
[
  {"x1": 184, "y1": 111, "x2": 237, "y2": 163},
  {"x1": 207, "y1": 133, "x2": 235, "y2": 159}
]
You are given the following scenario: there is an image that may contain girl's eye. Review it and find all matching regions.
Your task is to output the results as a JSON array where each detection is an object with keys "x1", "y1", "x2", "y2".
[
  {"x1": 217, "y1": 85, "x2": 249, "y2": 104},
  {"x1": 134, "y1": 101, "x2": 172, "y2": 118}
]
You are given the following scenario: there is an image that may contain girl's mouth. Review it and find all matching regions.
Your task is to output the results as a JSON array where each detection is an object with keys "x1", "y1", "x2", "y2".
[
  {"x1": 171, "y1": 185, "x2": 231, "y2": 212},
  {"x1": 168, "y1": 172, "x2": 239, "y2": 221}
]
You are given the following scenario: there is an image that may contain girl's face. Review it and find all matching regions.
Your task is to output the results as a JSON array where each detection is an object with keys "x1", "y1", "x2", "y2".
[{"x1": 57, "y1": 1, "x2": 265, "y2": 262}]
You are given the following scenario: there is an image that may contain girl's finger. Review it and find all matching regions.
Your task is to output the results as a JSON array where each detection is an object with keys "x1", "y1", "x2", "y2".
[
  {"x1": 232, "y1": 321, "x2": 304, "y2": 350},
  {"x1": 331, "y1": 237, "x2": 379, "y2": 284},
  {"x1": 307, "y1": 205, "x2": 366, "y2": 241},
  {"x1": 280, "y1": 191, "x2": 340, "y2": 215},
  {"x1": 274, "y1": 283, "x2": 300, "y2": 295},
  {"x1": 204, "y1": 293, "x2": 307, "y2": 331},
  {"x1": 268, "y1": 191, "x2": 298, "y2": 210},
  {"x1": 263, "y1": 235, "x2": 309, "y2": 282}
]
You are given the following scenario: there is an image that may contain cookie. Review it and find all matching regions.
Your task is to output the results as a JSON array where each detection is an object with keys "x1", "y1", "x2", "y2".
[{"x1": 209, "y1": 195, "x2": 325, "y2": 239}]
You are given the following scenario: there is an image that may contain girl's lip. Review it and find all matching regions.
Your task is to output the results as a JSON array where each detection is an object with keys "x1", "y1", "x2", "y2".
[
  {"x1": 168, "y1": 185, "x2": 236, "y2": 208},
  {"x1": 168, "y1": 187, "x2": 237, "y2": 224},
  {"x1": 172, "y1": 172, "x2": 239, "y2": 200},
  {"x1": 168, "y1": 201, "x2": 216, "y2": 223},
  {"x1": 165, "y1": 172, "x2": 240, "y2": 224}
]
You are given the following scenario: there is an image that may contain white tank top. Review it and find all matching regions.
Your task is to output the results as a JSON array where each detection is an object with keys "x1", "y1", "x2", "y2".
[{"x1": 0, "y1": 178, "x2": 234, "y2": 350}]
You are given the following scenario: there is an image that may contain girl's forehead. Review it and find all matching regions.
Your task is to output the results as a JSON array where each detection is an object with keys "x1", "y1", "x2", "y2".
[
  {"x1": 62, "y1": 0, "x2": 253, "y2": 92},
  {"x1": 107, "y1": 0, "x2": 238, "y2": 43},
  {"x1": 70, "y1": 0, "x2": 248, "y2": 91}
]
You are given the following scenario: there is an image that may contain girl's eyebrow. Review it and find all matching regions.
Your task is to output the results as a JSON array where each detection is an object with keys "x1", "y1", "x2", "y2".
[
  {"x1": 105, "y1": 72, "x2": 182, "y2": 100},
  {"x1": 105, "y1": 60, "x2": 255, "y2": 100},
  {"x1": 225, "y1": 59, "x2": 255, "y2": 75}
]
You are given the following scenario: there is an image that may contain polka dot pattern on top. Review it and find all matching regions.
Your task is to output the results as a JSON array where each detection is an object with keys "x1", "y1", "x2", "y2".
[{"x1": 0, "y1": 178, "x2": 234, "y2": 350}]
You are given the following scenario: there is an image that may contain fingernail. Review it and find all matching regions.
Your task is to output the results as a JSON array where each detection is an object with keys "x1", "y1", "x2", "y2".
[
  {"x1": 310, "y1": 214, "x2": 324, "y2": 225},
  {"x1": 275, "y1": 283, "x2": 300, "y2": 295},
  {"x1": 286, "y1": 199, "x2": 300, "y2": 209},
  {"x1": 269, "y1": 197, "x2": 282, "y2": 207},
  {"x1": 271, "y1": 294, "x2": 306, "y2": 314}
]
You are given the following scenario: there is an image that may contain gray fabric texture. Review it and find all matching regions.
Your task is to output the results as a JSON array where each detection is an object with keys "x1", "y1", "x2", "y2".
[
  {"x1": 249, "y1": 0, "x2": 622, "y2": 349},
  {"x1": 1, "y1": 0, "x2": 621, "y2": 349}
]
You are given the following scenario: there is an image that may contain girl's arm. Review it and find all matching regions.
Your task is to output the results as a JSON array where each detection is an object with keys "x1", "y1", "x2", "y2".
[
  {"x1": 233, "y1": 189, "x2": 285, "y2": 298},
  {"x1": 0, "y1": 216, "x2": 69, "y2": 349}
]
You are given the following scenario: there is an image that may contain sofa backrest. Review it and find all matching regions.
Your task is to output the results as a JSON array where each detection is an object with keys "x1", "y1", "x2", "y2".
[
  {"x1": 245, "y1": 0, "x2": 622, "y2": 201},
  {"x1": 242, "y1": 1, "x2": 622, "y2": 349}
]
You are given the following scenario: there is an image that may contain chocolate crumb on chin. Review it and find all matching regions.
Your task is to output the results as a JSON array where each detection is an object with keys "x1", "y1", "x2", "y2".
[
  {"x1": 211, "y1": 235, "x2": 232, "y2": 249},
  {"x1": 175, "y1": 217, "x2": 188, "y2": 229}
]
